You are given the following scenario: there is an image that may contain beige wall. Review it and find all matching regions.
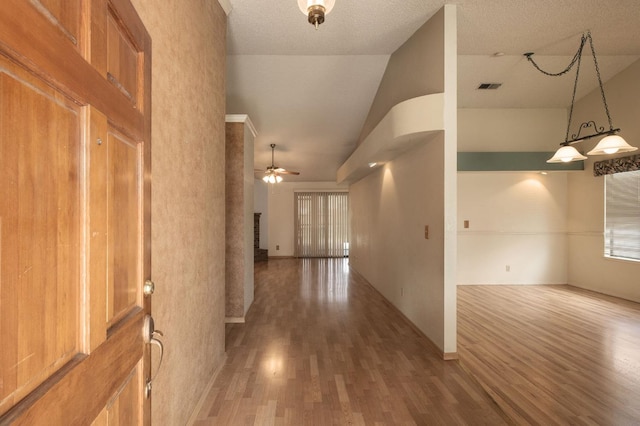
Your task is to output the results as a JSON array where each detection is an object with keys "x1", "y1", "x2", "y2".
[
  {"x1": 225, "y1": 121, "x2": 255, "y2": 320},
  {"x1": 130, "y1": 0, "x2": 227, "y2": 423},
  {"x1": 458, "y1": 108, "x2": 567, "y2": 152},
  {"x1": 357, "y1": 8, "x2": 445, "y2": 145},
  {"x1": 567, "y1": 59, "x2": 640, "y2": 302},
  {"x1": 349, "y1": 6, "x2": 457, "y2": 355}
]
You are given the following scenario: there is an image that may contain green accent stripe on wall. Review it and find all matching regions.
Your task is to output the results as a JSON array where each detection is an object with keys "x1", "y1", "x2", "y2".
[{"x1": 458, "y1": 152, "x2": 585, "y2": 171}]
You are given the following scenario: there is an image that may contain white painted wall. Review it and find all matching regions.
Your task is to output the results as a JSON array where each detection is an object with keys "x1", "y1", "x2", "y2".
[
  {"x1": 458, "y1": 172, "x2": 569, "y2": 284},
  {"x1": 267, "y1": 181, "x2": 347, "y2": 257},
  {"x1": 458, "y1": 108, "x2": 567, "y2": 152},
  {"x1": 254, "y1": 178, "x2": 268, "y2": 250},
  {"x1": 350, "y1": 137, "x2": 447, "y2": 350},
  {"x1": 348, "y1": 6, "x2": 457, "y2": 355},
  {"x1": 442, "y1": 5, "x2": 457, "y2": 355},
  {"x1": 457, "y1": 108, "x2": 570, "y2": 286},
  {"x1": 567, "y1": 59, "x2": 640, "y2": 303}
]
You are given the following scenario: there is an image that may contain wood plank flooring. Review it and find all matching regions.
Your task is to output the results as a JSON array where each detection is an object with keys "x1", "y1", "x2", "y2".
[
  {"x1": 458, "y1": 285, "x2": 640, "y2": 425},
  {"x1": 194, "y1": 259, "x2": 507, "y2": 425},
  {"x1": 194, "y1": 260, "x2": 640, "y2": 424}
]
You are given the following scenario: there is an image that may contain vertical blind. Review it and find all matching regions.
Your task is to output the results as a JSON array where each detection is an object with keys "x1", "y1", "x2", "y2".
[
  {"x1": 294, "y1": 191, "x2": 349, "y2": 258},
  {"x1": 605, "y1": 170, "x2": 640, "y2": 260}
]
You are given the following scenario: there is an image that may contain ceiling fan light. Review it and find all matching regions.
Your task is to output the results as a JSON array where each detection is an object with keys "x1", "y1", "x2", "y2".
[
  {"x1": 546, "y1": 145, "x2": 587, "y2": 163},
  {"x1": 263, "y1": 173, "x2": 282, "y2": 184},
  {"x1": 586, "y1": 134, "x2": 638, "y2": 156}
]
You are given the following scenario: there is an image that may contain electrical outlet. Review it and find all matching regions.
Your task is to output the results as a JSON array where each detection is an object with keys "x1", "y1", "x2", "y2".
[
  {"x1": 464, "y1": 220, "x2": 470, "y2": 229},
  {"x1": 276, "y1": 245, "x2": 280, "y2": 251},
  {"x1": 506, "y1": 265, "x2": 510, "y2": 272},
  {"x1": 424, "y1": 225, "x2": 429, "y2": 239}
]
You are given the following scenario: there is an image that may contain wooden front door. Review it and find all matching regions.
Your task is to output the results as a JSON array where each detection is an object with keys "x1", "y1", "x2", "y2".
[{"x1": 0, "y1": 0, "x2": 152, "y2": 424}]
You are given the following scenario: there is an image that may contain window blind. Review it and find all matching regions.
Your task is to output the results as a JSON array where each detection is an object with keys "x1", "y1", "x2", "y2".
[
  {"x1": 605, "y1": 170, "x2": 640, "y2": 261},
  {"x1": 294, "y1": 192, "x2": 349, "y2": 258}
]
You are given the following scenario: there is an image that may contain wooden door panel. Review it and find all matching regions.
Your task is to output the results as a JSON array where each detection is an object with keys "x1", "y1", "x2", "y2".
[
  {"x1": 106, "y1": 13, "x2": 139, "y2": 106},
  {"x1": 0, "y1": 0, "x2": 146, "y2": 141},
  {"x1": 90, "y1": 363, "x2": 142, "y2": 426},
  {"x1": 1, "y1": 310, "x2": 144, "y2": 425},
  {"x1": 108, "y1": 130, "x2": 141, "y2": 325},
  {"x1": 0, "y1": 0, "x2": 152, "y2": 423},
  {"x1": 0, "y1": 65, "x2": 82, "y2": 415},
  {"x1": 31, "y1": 0, "x2": 83, "y2": 49},
  {"x1": 106, "y1": 364, "x2": 143, "y2": 425}
]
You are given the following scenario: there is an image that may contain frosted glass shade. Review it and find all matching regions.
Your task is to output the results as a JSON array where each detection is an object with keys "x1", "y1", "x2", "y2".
[
  {"x1": 586, "y1": 134, "x2": 638, "y2": 155},
  {"x1": 546, "y1": 145, "x2": 588, "y2": 163},
  {"x1": 263, "y1": 174, "x2": 283, "y2": 184},
  {"x1": 298, "y1": 0, "x2": 335, "y2": 15}
]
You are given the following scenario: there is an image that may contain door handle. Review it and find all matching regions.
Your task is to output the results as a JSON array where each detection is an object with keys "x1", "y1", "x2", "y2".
[{"x1": 143, "y1": 315, "x2": 164, "y2": 398}]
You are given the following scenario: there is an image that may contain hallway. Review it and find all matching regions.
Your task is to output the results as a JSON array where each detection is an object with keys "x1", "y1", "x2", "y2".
[{"x1": 193, "y1": 258, "x2": 506, "y2": 425}]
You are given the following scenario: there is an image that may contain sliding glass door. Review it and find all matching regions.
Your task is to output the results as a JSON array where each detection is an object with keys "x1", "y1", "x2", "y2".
[{"x1": 294, "y1": 191, "x2": 349, "y2": 258}]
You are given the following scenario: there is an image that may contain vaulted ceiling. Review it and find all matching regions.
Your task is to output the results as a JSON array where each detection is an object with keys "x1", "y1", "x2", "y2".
[{"x1": 226, "y1": 0, "x2": 640, "y2": 182}]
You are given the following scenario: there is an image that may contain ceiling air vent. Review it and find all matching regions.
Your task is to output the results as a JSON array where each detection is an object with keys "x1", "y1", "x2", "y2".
[{"x1": 477, "y1": 83, "x2": 502, "y2": 90}]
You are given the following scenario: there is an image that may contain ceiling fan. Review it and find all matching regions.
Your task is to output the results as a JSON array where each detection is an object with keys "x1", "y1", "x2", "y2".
[{"x1": 259, "y1": 143, "x2": 300, "y2": 183}]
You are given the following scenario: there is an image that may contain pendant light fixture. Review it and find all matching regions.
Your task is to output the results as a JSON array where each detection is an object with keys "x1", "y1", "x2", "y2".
[
  {"x1": 525, "y1": 32, "x2": 637, "y2": 163},
  {"x1": 298, "y1": 0, "x2": 335, "y2": 30}
]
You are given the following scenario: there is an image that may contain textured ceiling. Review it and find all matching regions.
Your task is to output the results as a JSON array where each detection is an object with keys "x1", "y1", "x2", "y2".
[{"x1": 226, "y1": 0, "x2": 640, "y2": 182}]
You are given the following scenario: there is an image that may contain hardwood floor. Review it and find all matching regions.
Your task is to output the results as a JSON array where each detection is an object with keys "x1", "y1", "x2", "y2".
[
  {"x1": 194, "y1": 259, "x2": 507, "y2": 425},
  {"x1": 458, "y1": 285, "x2": 640, "y2": 425},
  {"x1": 194, "y1": 260, "x2": 640, "y2": 425}
]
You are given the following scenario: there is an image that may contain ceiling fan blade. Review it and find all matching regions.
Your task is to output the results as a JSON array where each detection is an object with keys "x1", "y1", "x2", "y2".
[{"x1": 261, "y1": 145, "x2": 302, "y2": 178}]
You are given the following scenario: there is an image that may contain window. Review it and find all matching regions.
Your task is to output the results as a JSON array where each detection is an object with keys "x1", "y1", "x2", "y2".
[
  {"x1": 605, "y1": 170, "x2": 640, "y2": 261},
  {"x1": 294, "y1": 191, "x2": 349, "y2": 258}
]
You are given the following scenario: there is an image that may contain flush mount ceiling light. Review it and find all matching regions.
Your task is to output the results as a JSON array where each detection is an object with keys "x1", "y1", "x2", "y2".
[
  {"x1": 524, "y1": 32, "x2": 637, "y2": 163},
  {"x1": 298, "y1": 0, "x2": 335, "y2": 30}
]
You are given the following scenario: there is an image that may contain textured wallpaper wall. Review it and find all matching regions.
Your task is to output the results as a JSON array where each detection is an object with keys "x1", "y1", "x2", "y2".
[
  {"x1": 129, "y1": 0, "x2": 227, "y2": 423},
  {"x1": 225, "y1": 122, "x2": 245, "y2": 319}
]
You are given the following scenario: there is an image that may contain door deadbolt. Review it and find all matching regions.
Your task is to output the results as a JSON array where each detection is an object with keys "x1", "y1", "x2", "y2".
[{"x1": 143, "y1": 279, "x2": 155, "y2": 296}]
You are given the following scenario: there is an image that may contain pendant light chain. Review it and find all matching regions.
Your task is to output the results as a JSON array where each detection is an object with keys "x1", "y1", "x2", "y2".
[
  {"x1": 565, "y1": 37, "x2": 584, "y2": 144},
  {"x1": 524, "y1": 34, "x2": 586, "y2": 77},
  {"x1": 525, "y1": 34, "x2": 587, "y2": 144},
  {"x1": 588, "y1": 33, "x2": 615, "y2": 131},
  {"x1": 525, "y1": 31, "x2": 619, "y2": 145}
]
